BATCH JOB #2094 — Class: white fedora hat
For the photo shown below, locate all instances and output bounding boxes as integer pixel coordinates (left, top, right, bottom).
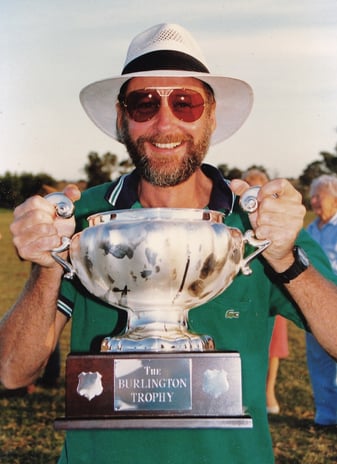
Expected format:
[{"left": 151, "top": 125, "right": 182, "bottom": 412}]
[{"left": 80, "top": 23, "right": 253, "bottom": 145}]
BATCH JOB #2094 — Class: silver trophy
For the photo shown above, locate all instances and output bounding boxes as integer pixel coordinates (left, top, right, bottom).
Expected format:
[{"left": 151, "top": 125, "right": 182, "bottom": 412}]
[
  {"left": 48, "top": 189, "right": 269, "bottom": 429},
  {"left": 48, "top": 193, "right": 268, "bottom": 353}
]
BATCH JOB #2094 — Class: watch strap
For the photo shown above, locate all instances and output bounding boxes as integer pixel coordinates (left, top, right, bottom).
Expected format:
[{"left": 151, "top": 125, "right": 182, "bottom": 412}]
[{"left": 268, "top": 246, "right": 309, "bottom": 284}]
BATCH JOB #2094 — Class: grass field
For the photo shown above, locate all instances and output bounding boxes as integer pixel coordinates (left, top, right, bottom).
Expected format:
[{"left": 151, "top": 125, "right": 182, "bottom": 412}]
[{"left": 0, "top": 208, "right": 336, "bottom": 463}]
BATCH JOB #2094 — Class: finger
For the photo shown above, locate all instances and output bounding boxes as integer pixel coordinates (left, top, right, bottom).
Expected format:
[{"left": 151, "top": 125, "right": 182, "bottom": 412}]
[
  {"left": 259, "top": 178, "right": 302, "bottom": 204},
  {"left": 11, "top": 208, "right": 56, "bottom": 238},
  {"left": 13, "top": 195, "right": 56, "bottom": 220},
  {"left": 14, "top": 226, "right": 61, "bottom": 255},
  {"left": 63, "top": 184, "right": 81, "bottom": 202},
  {"left": 12, "top": 220, "right": 63, "bottom": 265},
  {"left": 230, "top": 179, "right": 251, "bottom": 196}
]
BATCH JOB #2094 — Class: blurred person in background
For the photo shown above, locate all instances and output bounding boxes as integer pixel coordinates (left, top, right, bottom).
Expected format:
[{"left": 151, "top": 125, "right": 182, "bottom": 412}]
[
  {"left": 306, "top": 174, "right": 337, "bottom": 426},
  {"left": 242, "top": 169, "right": 289, "bottom": 414}
]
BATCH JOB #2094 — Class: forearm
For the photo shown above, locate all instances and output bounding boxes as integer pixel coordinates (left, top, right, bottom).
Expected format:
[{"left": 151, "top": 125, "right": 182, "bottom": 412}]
[
  {"left": 0, "top": 264, "right": 66, "bottom": 388},
  {"left": 285, "top": 266, "right": 337, "bottom": 358},
  {"left": 230, "top": 178, "right": 337, "bottom": 357}
]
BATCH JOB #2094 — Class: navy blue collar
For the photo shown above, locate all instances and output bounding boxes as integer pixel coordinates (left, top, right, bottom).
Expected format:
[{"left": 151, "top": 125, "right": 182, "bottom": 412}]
[{"left": 104, "top": 164, "right": 234, "bottom": 215}]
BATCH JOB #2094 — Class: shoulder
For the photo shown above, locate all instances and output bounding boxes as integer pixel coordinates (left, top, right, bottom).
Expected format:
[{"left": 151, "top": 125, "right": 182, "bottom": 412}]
[
  {"left": 74, "top": 181, "right": 117, "bottom": 228},
  {"left": 74, "top": 170, "right": 139, "bottom": 227}
]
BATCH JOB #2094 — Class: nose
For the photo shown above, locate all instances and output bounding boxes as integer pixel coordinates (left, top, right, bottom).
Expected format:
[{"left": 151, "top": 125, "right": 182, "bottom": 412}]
[{"left": 153, "top": 97, "right": 176, "bottom": 129}]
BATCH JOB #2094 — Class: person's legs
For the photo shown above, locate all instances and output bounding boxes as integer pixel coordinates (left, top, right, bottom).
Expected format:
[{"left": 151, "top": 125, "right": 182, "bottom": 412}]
[
  {"left": 266, "top": 356, "right": 280, "bottom": 413},
  {"left": 306, "top": 332, "right": 337, "bottom": 425}
]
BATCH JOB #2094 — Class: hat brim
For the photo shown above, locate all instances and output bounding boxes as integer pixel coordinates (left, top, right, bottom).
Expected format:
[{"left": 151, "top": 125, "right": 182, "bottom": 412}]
[{"left": 79, "top": 70, "right": 253, "bottom": 145}]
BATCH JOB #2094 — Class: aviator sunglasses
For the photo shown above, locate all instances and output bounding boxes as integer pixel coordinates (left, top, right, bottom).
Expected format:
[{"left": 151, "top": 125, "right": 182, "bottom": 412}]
[{"left": 120, "top": 87, "right": 207, "bottom": 123}]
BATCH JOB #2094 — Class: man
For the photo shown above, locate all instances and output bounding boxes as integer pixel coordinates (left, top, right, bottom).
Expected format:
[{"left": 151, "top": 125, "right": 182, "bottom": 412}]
[
  {"left": 1, "top": 23, "right": 337, "bottom": 463},
  {"left": 306, "top": 175, "right": 337, "bottom": 426}
]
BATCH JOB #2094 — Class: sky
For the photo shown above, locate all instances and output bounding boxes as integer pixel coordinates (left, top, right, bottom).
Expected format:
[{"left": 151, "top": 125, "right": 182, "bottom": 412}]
[{"left": 1, "top": 0, "right": 337, "bottom": 181}]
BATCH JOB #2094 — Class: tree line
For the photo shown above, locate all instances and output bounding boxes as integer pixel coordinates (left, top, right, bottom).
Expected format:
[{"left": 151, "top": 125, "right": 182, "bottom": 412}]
[{"left": 1, "top": 143, "right": 337, "bottom": 210}]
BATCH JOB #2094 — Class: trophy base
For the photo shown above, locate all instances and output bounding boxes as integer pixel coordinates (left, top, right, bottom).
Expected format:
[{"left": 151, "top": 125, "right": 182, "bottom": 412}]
[
  {"left": 55, "top": 416, "right": 252, "bottom": 429},
  {"left": 55, "top": 352, "right": 252, "bottom": 430}
]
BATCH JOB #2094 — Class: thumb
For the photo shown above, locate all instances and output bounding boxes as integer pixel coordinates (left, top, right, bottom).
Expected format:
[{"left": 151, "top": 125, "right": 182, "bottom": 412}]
[
  {"left": 63, "top": 184, "right": 81, "bottom": 202},
  {"left": 230, "top": 179, "right": 250, "bottom": 196}
]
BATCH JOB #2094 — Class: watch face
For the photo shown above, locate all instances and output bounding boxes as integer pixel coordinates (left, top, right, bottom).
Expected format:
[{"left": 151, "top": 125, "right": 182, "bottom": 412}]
[{"left": 296, "top": 246, "right": 310, "bottom": 267}]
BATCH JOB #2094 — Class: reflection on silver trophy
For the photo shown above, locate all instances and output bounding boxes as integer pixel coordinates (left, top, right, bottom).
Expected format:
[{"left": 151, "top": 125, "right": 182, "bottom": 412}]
[{"left": 47, "top": 189, "right": 269, "bottom": 353}]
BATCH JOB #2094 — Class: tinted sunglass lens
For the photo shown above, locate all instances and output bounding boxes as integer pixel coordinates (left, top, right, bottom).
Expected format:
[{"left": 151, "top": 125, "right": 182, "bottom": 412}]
[
  {"left": 169, "top": 90, "right": 205, "bottom": 122},
  {"left": 125, "top": 91, "right": 161, "bottom": 122},
  {"left": 124, "top": 89, "right": 205, "bottom": 123}
]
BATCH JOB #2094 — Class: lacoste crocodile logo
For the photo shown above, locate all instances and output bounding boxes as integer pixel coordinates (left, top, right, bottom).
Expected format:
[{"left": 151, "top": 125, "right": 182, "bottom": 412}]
[{"left": 225, "top": 309, "right": 240, "bottom": 319}]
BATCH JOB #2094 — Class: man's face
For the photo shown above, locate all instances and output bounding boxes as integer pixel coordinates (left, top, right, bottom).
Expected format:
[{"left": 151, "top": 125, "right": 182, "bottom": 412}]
[
  {"left": 311, "top": 186, "right": 337, "bottom": 223},
  {"left": 117, "top": 77, "right": 216, "bottom": 187}
]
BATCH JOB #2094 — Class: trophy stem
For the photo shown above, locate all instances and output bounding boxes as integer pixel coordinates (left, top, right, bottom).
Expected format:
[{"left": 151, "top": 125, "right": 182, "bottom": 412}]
[{"left": 101, "top": 308, "right": 215, "bottom": 352}]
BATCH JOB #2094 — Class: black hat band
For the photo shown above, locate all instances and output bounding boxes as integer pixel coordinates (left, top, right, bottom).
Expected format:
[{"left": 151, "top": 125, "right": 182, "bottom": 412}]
[{"left": 122, "top": 50, "right": 210, "bottom": 75}]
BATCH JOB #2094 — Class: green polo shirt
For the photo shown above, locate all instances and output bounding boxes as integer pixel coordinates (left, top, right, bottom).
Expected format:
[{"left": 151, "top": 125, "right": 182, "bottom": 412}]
[{"left": 57, "top": 166, "right": 335, "bottom": 464}]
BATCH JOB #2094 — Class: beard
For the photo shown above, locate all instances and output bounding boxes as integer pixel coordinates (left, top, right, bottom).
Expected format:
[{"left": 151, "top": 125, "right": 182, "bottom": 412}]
[{"left": 119, "top": 115, "right": 212, "bottom": 187}]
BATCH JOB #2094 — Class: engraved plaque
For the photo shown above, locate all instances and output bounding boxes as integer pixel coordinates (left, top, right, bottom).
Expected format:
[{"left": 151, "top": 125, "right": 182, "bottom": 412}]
[{"left": 114, "top": 358, "right": 192, "bottom": 411}]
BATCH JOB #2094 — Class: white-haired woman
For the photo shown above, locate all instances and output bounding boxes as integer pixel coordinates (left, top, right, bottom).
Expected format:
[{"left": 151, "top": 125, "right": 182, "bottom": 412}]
[{"left": 306, "top": 174, "right": 337, "bottom": 426}]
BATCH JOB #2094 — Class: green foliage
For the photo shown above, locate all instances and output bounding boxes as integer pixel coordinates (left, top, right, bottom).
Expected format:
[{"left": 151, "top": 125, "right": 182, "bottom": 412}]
[
  {"left": 84, "top": 151, "right": 134, "bottom": 187},
  {"left": 217, "top": 164, "right": 243, "bottom": 180},
  {"left": 295, "top": 144, "right": 337, "bottom": 208},
  {"left": 218, "top": 163, "right": 270, "bottom": 181},
  {"left": 0, "top": 172, "right": 57, "bottom": 209},
  {"left": 321, "top": 150, "right": 337, "bottom": 173},
  {"left": 218, "top": 143, "right": 337, "bottom": 208},
  {"left": 299, "top": 145, "right": 337, "bottom": 187},
  {"left": 84, "top": 151, "right": 118, "bottom": 187}
]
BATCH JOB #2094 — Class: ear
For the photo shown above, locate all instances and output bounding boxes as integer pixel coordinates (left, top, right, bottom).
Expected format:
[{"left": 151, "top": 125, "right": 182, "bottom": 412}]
[{"left": 209, "top": 101, "right": 217, "bottom": 134}]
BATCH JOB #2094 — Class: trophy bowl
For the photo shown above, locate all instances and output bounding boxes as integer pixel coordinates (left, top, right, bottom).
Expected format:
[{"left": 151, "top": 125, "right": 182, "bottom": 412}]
[{"left": 50, "top": 204, "right": 270, "bottom": 353}]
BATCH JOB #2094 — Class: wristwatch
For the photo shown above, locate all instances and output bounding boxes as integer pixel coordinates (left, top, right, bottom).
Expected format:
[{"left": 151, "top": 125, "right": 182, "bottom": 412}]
[{"left": 272, "top": 246, "right": 310, "bottom": 284}]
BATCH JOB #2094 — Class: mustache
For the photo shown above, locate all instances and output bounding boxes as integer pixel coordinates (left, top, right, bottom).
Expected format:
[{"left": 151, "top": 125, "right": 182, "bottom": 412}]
[{"left": 138, "top": 134, "right": 194, "bottom": 145}]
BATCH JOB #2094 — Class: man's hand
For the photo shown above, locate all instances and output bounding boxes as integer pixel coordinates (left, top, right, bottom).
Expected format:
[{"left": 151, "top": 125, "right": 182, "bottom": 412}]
[
  {"left": 231, "top": 178, "right": 306, "bottom": 271},
  {"left": 10, "top": 184, "right": 81, "bottom": 268}
]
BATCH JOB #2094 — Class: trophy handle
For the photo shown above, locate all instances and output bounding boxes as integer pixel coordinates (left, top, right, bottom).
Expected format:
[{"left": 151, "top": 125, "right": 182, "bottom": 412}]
[
  {"left": 238, "top": 185, "right": 271, "bottom": 274},
  {"left": 45, "top": 192, "right": 75, "bottom": 279},
  {"left": 239, "top": 185, "right": 260, "bottom": 213},
  {"left": 240, "top": 230, "right": 270, "bottom": 276}
]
